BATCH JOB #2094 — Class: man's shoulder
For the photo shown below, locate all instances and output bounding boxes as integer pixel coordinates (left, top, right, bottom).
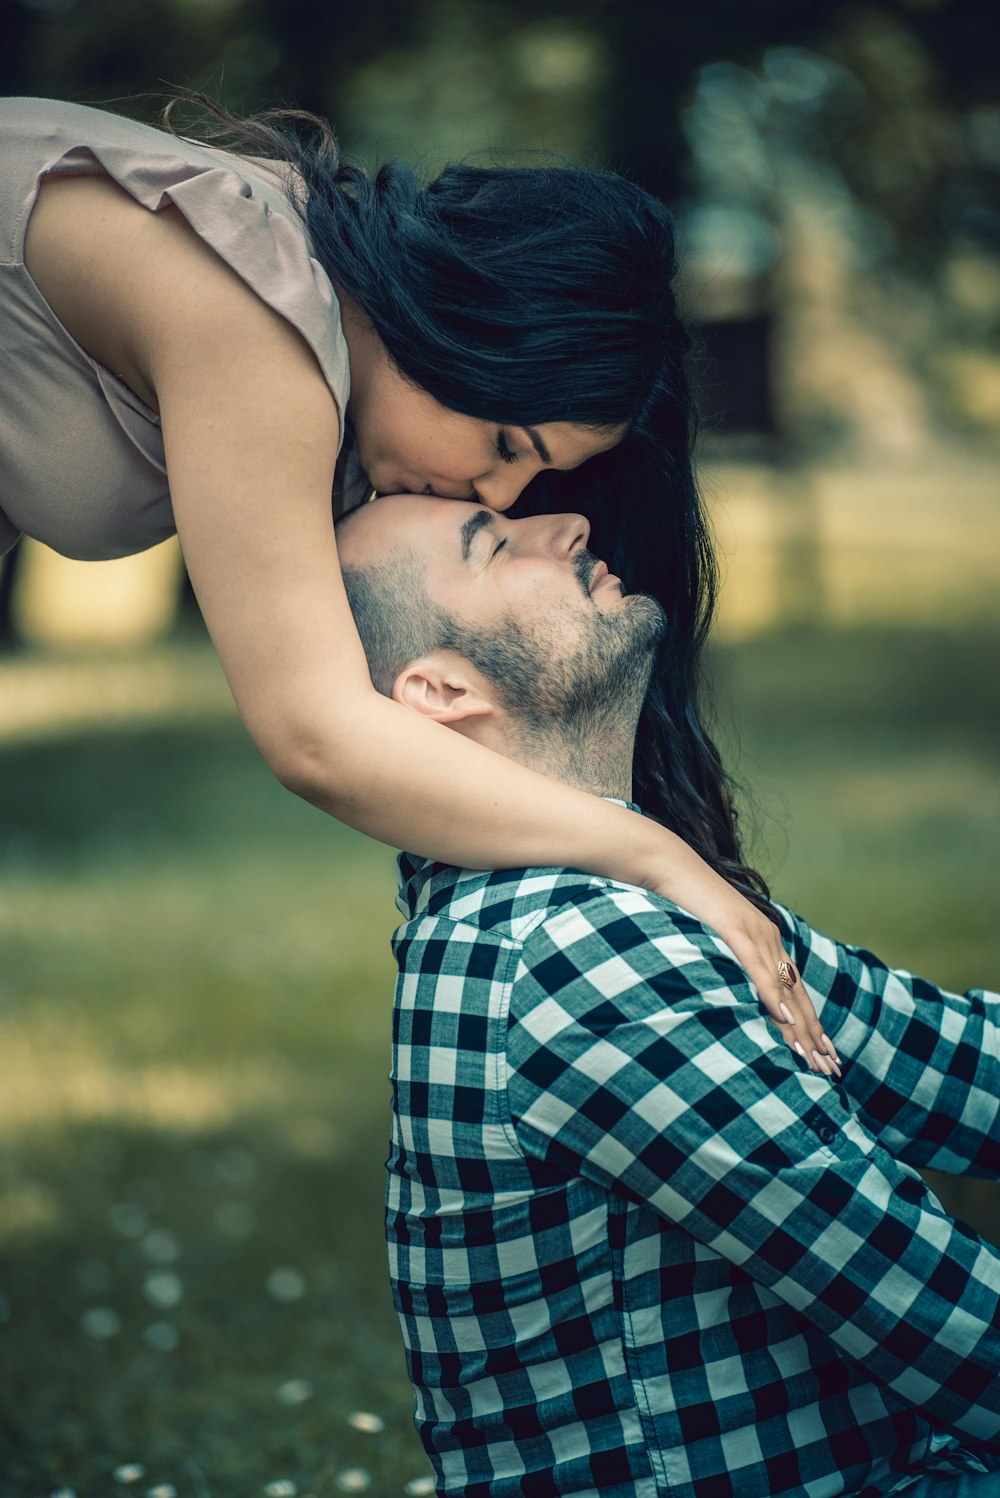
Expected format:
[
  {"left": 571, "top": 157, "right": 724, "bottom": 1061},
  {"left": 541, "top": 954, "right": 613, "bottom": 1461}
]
[
  {"left": 516, "top": 876, "right": 751, "bottom": 992},
  {"left": 397, "top": 856, "right": 730, "bottom": 956},
  {"left": 396, "top": 859, "right": 626, "bottom": 940}
]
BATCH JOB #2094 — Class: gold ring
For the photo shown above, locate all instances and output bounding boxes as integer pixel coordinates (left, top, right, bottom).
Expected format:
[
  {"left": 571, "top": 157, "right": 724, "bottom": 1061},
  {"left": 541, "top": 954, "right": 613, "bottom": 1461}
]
[
  {"left": 367, "top": 486, "right": 379, "bottom": 504},
  {"left": 777, "top": 960, "right": 798, "bottom": 989}
]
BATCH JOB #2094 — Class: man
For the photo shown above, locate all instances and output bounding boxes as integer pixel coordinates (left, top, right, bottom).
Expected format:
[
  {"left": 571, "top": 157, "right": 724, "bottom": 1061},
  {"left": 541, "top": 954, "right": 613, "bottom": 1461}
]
[{"left": 334, "top": 495, "right": 1000, "bottom": 1498}]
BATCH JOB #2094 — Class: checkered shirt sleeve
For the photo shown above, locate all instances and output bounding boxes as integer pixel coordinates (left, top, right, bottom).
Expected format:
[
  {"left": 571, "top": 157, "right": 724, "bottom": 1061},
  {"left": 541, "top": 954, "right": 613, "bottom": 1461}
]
[
  {"left": 777, "top": 903, "right": 1000, "bottom": 1178},
  {"left": 505, "top": 884, "right": 1000, "bottom": 1449}
]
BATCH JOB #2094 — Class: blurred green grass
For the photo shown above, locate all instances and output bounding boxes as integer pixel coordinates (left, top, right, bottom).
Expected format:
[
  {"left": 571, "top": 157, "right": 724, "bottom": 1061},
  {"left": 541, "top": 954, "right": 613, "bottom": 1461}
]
[{"left": 0, "top": 625, "right": 998, "bottom": 1497}]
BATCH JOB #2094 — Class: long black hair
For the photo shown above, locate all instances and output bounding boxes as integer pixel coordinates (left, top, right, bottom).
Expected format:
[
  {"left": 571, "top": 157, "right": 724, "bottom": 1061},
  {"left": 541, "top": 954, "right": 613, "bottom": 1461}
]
[{"left": 162, "top": 92, "right": 771, "bottom": 911}]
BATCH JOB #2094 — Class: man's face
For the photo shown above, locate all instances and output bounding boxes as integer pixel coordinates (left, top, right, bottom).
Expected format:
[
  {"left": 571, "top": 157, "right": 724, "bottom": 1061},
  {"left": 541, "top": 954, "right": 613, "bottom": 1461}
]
[{"left": 338, "top": 494, "right": 666, "bottom": 729}]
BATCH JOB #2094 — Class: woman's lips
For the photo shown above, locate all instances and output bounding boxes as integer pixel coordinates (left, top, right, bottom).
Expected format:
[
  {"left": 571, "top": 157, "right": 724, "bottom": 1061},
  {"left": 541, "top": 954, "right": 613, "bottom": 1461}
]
[{"left": 422, "top": 482, "right": 480, "bottom": 501}]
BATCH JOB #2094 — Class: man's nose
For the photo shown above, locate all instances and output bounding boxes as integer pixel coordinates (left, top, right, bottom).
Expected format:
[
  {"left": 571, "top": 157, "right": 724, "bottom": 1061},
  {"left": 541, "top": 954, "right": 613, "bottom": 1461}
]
[{"left": 523, "top": 511, "right": 590, "bottom": 556}]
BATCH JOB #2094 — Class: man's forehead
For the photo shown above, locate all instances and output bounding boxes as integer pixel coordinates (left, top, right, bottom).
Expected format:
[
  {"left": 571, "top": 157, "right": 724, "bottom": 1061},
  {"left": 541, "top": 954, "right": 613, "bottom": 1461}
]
[{"left": 338, "top": 494, "right": 479, "bottom": 564}]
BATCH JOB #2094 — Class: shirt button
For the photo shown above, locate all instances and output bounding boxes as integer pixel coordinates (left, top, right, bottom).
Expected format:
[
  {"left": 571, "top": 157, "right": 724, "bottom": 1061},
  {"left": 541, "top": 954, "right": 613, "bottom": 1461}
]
[{"left": 819, "top": 1126, "right": 837, "bottom": 1145}]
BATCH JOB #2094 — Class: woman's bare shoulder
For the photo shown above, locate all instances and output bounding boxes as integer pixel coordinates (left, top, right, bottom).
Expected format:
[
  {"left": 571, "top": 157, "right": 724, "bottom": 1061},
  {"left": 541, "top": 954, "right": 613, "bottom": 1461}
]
[{"left": 23, "top": 171, "right": 335, "bottom": 419}]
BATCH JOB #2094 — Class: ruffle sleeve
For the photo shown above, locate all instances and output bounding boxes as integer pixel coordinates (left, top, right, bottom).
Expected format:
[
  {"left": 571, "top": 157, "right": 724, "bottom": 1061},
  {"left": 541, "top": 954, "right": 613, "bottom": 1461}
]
[{"left": 16, "top": 100, "right": 351, "bottom": 439}]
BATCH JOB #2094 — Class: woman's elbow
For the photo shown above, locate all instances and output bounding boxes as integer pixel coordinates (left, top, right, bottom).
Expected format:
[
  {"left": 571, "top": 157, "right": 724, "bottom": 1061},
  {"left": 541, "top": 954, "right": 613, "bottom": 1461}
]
[
  {"left": 265, "top": 736, "right": 341, "bottom": 807},
  {"left": 271, "top": 749, "right": 327, "bottom": 805},
  {"left": 259, "top": 709, "right": 378, "bottom": 812}
]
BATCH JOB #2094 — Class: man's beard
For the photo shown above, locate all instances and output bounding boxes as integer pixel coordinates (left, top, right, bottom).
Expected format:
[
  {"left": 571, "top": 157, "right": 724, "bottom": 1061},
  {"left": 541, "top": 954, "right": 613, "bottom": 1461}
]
[{"left": 441, "top": 551, "right": 667, "bottom": 795}]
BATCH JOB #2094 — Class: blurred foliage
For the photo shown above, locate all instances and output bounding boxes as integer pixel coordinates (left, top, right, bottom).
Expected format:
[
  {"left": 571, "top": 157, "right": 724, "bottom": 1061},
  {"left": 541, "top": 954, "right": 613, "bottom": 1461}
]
[
  {"left": 3, "top": 0, "right": 996, "bottom": 267},
  {"left": 1, "top": 0, "right": 997, "bottom": 447}
]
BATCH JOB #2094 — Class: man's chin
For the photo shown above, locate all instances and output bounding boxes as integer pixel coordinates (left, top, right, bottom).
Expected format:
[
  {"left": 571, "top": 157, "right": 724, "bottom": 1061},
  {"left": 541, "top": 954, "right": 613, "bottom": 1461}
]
[{"left": 620, "top": 590, "right": 668, "bottom": 646}]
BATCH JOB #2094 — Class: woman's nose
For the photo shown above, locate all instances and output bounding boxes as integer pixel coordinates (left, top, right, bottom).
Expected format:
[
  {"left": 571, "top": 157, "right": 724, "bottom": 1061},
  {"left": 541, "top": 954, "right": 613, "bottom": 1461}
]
[{"left": 472, "top": 468, "right": 532, "bottom": 512}]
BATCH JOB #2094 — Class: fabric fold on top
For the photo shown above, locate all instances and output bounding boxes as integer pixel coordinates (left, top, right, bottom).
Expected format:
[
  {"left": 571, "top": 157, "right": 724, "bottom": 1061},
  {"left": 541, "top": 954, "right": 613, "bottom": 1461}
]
[{"left": 0, "top": 97, "right": 350, "bottom": 559}]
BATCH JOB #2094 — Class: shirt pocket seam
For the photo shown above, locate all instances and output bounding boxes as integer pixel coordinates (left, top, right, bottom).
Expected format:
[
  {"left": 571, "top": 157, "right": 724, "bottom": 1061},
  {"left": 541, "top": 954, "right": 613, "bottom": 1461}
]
[{"left": 490, "top": 920, "right": 547, "bottom": 1159}]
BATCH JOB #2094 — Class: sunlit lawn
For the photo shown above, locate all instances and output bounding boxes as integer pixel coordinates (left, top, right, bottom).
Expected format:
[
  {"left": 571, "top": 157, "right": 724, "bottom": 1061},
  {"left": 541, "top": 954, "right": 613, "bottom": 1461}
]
[{"left": 1, "top": 623, "right": 998, "bottom": 1497}]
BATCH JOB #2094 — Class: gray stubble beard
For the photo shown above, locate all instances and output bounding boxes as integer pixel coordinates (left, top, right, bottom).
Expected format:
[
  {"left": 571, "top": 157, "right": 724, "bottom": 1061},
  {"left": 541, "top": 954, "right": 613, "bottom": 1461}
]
[{"left": 448, "top": 576, "right": 667, "bottom": 800}]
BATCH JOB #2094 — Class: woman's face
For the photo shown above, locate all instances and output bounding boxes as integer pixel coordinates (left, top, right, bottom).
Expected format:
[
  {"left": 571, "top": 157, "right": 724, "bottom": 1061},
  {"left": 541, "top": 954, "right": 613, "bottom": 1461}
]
[{"left": 343, "top": 312, "right": 626, "bottom": 512}]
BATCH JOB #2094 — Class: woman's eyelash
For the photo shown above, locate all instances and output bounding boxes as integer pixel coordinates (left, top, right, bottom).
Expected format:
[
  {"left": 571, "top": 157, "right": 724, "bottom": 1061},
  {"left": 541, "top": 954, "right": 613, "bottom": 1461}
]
[
  {"left": 492, "top": 539, "right": 507, "bottom": 557},
  {"left": 496, "top": 430, "right": 518, "bottom": 464}
]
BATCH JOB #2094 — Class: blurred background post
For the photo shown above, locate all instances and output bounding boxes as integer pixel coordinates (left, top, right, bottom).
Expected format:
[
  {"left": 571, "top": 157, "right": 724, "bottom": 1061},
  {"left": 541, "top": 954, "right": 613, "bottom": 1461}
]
[{"left": 0, "top": 2, "right": 997, "bottom": 1492}]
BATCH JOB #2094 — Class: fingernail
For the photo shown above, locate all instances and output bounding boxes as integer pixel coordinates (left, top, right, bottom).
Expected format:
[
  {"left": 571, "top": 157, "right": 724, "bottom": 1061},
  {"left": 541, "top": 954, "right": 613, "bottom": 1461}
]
[
  {"left": 779, "top": 1002, "right": 795, "bottom": 1025},
  {"left": 822, "top": 1034, "right": 841, "bottom": 1064},
  {"left": 812, "top": 1049, "right": 832, "bottom": 1076},
  {"left": 794, "top": 1042, "right": 807, "bottom": 1059}
]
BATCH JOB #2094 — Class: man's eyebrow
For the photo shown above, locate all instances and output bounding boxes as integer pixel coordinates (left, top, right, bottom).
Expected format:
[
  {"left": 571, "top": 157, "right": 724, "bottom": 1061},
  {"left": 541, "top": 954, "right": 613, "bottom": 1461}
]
[
  {"left": 460, "top": 507, "right": 496, "bottom": 561},
  {"left": 521, "top": 426, "right": 553, "bottom": 465}
]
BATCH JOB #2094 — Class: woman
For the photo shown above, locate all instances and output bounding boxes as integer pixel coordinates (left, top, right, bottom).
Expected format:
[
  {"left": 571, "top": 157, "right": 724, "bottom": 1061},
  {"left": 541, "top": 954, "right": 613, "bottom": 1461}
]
[{"left": 0, "top": 92, "right": 837, "bottom": 1073}]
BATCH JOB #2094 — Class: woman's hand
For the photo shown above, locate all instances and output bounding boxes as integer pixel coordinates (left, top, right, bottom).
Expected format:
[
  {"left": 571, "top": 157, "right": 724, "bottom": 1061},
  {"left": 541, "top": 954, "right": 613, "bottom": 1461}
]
[{"left": 649, "top": 850, "right": 842, "bottom": 1077}]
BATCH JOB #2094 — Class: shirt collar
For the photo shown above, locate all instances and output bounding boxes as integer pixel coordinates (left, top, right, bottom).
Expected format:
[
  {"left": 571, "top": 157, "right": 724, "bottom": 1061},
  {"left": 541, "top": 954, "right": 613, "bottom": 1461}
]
[{"left": 395, "top": 796, "right": 644, "bottom": 920}]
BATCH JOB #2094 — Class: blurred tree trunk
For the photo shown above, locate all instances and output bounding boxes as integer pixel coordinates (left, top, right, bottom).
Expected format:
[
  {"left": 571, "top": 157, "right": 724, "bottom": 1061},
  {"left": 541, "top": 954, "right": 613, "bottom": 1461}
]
[
  {"left": 596, "top": 0, "right": 833, "bottom": 200},
  {"left": 0, "top": 0, "right": 34, "bottom": 94},
  {"left": 0, "top": 544, "right": 20, "bottom": 648},
  {"left": 258, "top": 0, "right": 423, "bottom": 121}
]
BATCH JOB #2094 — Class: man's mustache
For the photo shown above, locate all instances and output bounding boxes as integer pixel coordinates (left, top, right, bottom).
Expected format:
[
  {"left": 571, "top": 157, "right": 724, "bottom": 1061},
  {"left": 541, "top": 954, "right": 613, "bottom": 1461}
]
[{"left": 573, "top": 548, "right": 607, "bottom": 598}]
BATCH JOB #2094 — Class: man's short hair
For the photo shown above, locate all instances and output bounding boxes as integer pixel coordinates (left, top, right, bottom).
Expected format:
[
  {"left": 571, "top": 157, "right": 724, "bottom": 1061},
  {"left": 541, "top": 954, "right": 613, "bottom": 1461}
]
[{"left": 335, "top": 506, "right": 445, "bottom": 695}]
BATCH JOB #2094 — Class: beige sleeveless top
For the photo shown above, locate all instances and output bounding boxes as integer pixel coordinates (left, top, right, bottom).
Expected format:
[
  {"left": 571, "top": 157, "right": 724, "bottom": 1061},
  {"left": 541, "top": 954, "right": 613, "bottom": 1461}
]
[{"left": 0, "top": 96, "right": 354, "bottom": 560}]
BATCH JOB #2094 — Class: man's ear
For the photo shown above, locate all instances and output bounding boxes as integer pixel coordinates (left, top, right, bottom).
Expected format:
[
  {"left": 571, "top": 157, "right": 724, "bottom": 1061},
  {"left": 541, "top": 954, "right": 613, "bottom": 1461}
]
[{"left": 391, "top": 650, "right": 495, "bottom": 726}]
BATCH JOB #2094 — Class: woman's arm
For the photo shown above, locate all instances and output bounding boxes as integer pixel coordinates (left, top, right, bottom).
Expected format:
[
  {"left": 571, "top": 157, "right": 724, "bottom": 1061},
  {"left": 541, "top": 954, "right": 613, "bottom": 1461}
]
[{"left": 83, "top": 180, "right": 829, "bottom": 1070}]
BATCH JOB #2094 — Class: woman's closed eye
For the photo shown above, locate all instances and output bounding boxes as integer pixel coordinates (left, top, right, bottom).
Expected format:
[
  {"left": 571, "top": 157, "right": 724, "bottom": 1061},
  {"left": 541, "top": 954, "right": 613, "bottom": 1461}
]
[{"left": 495, "top": 430, "right": 518, "bottom": 464}]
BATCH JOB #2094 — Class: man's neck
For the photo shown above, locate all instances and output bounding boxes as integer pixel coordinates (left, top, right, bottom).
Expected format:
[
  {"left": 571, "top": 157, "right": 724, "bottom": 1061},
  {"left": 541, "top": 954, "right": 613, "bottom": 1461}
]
[{"left": 490, "top": 716, "right": 636, "bottom": 801}]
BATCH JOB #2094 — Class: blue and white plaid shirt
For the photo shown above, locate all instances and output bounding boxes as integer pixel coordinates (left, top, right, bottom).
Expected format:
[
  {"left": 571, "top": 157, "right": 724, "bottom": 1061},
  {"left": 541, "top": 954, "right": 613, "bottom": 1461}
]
[{"left": 386, "top": 808, "right": 1000, "bottom": 1498}]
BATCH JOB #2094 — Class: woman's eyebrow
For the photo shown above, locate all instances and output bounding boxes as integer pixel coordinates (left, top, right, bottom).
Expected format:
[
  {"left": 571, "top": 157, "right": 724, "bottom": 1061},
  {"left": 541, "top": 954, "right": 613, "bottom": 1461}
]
[
  {"left": 521, "top": 426, "right": 553, "bottom": 464},
  {"left": 460, "top": 508, "right": 496, "bottom": 561}
]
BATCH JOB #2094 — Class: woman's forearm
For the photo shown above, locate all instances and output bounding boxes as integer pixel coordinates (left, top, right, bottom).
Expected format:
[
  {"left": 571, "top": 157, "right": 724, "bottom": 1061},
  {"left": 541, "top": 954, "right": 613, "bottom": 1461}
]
[
  {"left": 280, "top": 690, "right": 835, "bottom": 1072},
  {"left": 285, "top": 687, "right": 668, "bottom": 883}
]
